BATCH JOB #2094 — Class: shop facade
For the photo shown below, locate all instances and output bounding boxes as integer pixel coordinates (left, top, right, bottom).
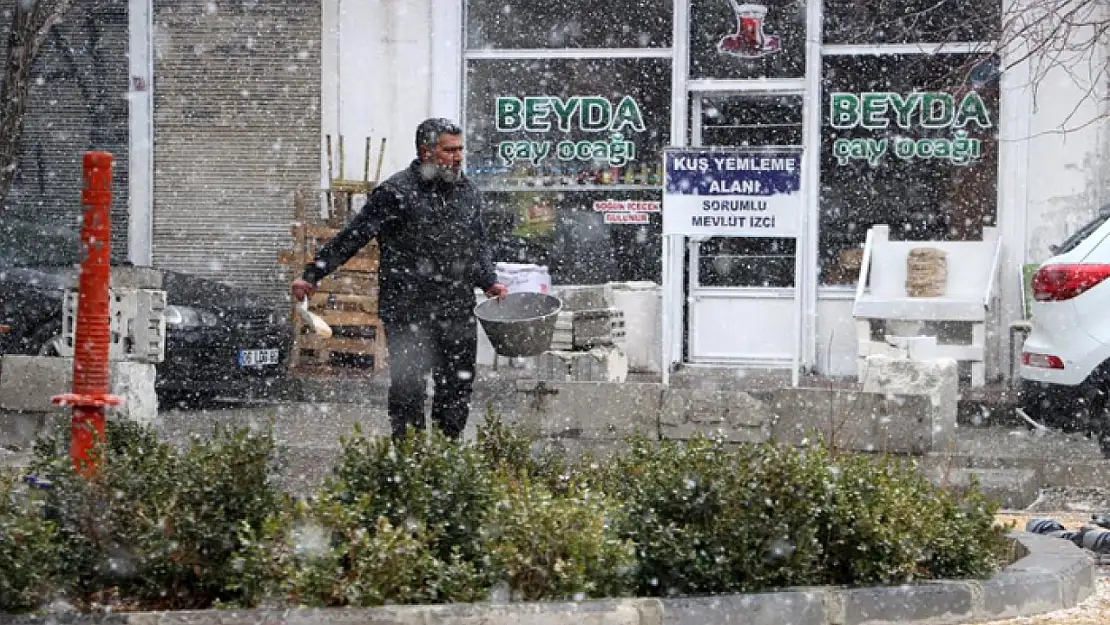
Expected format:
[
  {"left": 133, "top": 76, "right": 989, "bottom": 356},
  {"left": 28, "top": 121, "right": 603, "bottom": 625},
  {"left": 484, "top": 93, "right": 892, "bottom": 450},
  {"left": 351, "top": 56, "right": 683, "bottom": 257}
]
[{"left": 323, "top": 0, "right": 1109, "bottom": 380}]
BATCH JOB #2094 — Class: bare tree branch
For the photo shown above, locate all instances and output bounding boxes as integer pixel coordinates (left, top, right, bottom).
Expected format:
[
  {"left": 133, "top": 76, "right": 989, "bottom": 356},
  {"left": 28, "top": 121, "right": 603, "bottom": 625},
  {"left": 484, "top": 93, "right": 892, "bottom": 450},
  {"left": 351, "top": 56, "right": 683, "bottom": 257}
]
[{"left": 0, "top": 0, "right": 78, "bottom": 211}]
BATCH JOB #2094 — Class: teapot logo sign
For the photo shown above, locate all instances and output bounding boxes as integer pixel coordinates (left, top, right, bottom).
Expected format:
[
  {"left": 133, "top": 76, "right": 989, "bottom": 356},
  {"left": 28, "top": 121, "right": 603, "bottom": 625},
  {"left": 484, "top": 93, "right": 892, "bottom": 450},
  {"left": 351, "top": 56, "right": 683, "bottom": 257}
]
[{"left": 717, "top": 2, "right": 782, "bottom": 58}]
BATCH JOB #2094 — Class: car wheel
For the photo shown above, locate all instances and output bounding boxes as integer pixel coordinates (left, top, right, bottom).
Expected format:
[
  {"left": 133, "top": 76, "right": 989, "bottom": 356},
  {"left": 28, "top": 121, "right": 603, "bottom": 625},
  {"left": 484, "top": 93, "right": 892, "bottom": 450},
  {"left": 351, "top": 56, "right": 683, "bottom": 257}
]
[
  {"left": 1089, "top": 376, "right": 1110, "bottom": 457},
  {"left": 28, "top": 319, "right": 66, "bottom": 357},
  {"left": 1097, "top": 414, "right": 1110, "bottom": 459}
]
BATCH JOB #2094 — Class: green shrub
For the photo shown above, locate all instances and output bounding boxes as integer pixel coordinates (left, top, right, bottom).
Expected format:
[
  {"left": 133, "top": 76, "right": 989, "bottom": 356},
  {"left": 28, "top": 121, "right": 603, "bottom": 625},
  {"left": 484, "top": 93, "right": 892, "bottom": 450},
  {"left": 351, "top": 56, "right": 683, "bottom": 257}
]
[
  {"left": 916, "top": 478, "right": 1012, "bottom": 579},
  {"left": 819, "top": 454, "right": 943, "bottom": 585},
  {"left": 329, "top": 425, "right": 497, "bottom": 566},
  {"left": 818, "top": 454, "right": 1010, "bottom": 586},
  {"left": 476, "top": 408, "right": 535, "bottom": 475},
  {"left": 602, "top": 435, "right": 832, "bottom": 596},
  {"left": 475, "top": 410, "right": 587, "bottom": 495},
  {"left": 484, "top": 474, "right": 636, "bottom": 601},
  {"left": 28, "top": 419, "right": 282, "bottom": 609},
  {"left": 230, "top": 491, "right": 485, "bottom": 608},
  {"left": 234, "top": 422, "right": 636, "bottom": 606},
  {"left": 3, "top": 417, "right": 1010, "bottom": 613},
  {"left": 0, "top": 470, "right": 60, "bottom": 613}
]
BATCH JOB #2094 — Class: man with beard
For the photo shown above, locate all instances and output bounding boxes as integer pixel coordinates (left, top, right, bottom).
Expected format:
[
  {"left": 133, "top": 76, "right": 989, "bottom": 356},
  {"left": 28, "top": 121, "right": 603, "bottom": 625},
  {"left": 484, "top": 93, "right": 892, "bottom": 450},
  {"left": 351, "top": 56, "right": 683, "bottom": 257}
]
[{"left": 291, "top": 118, "right": 508, "bottom": 440}]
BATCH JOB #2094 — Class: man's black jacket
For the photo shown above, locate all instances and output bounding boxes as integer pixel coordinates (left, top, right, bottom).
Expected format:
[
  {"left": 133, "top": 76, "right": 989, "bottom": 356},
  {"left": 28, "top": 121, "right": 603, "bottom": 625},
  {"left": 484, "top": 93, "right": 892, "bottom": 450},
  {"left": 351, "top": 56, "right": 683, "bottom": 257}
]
[{"left": 302, "top": 160, "right": 498, "bottom": 323}]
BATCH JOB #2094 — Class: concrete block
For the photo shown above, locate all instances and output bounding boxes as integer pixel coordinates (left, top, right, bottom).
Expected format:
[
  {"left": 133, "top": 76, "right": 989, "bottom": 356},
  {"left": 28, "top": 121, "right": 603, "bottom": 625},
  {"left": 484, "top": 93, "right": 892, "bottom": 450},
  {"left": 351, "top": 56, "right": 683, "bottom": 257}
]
[
  {"left": 841, "top": 581, "right": 974, "bottom": 625},
  {"left": 1039, "top": 459, "right": 1110, "bottom": 489},
  {"left": 925, "top": 467, "right": 1039, "bottom": 509},
  {"left": 510, "top": 381, "right": 660, "bottom": 440},
  {"left": 573, "top": 346, "right": 628, "bottom": 382},
  {"left": 610, "top": 282, "right": 661, "bottom": 374},
  {"left": 62, "top": 288, "right": 168, "bottom": 363},
  {"left": 1004, "top": 552, "right": 1096, "bottom": 608},
  {"left": 537, "top": 347, "right": 629, "bottom": 383},
  {"left": 551, "top": 309, "right": 622, "bottom": 350},
  {"left": 768, "top": 388, "right": 932, "bottom": 454},
  {"left": 0, "top": 409, "right": 66, "bottom": 452},
  {"left": 659, "top": 388, "right": 774, "bottom": 444},
  {"left": 861, "top": 355, "right": 959, "bottom": 451},
  {"left": 979, "top": 571, "right": 1065, "bottom": 620},
  {"left": 0, "top": 355, "right": 71, "bottom": 412},
  {"left": 663, "top": 591, "right": 826, "bottom": 625},
  {"left": 0, "top": 356, "right": 158, "bottom": 425},
  {"left": 111, "top": 266, "right": 163, "bottom": 289},
  {"left": 552, "top": 284, "right": 612, "bottom": 311},
  {"left": 0, "top": 355, "right": 68, "bottom": 412},
  {"left": 532, "top": 437, "right": 629, "bottom": 462},
  {"left": 927, "top": 464, "right": 1038, "bottom": 508},
  {"left": 114, "top": 362, "right": 158, "bottom": 425},
  {"left": 1011, "top": 531, "right": 1091, "bottom": 557},
  {"left": 32, "top": 267, "right": 165, "bottom": 291}
]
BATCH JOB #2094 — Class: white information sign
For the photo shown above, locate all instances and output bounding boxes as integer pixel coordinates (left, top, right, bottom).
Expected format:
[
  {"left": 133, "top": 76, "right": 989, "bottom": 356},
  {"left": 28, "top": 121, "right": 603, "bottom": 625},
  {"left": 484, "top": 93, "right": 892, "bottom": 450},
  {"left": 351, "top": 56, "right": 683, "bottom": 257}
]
[{"left": 662, "top": 148, "right": 803, "bottom": 237}]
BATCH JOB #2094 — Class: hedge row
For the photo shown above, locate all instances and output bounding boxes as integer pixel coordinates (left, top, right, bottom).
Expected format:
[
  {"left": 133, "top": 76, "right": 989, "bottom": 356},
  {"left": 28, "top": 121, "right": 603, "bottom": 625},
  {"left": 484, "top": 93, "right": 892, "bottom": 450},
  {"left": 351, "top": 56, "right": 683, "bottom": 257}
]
[{"left": 0, "top": 414, "right": 1011, "bottom": 613}]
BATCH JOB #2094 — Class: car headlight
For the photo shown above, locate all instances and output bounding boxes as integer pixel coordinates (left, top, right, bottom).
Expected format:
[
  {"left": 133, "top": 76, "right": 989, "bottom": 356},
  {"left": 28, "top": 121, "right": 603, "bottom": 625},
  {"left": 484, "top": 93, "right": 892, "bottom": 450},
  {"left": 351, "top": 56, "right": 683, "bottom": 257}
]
[{"left": 165, "top": 305, "right": 219, "bottom": 328}]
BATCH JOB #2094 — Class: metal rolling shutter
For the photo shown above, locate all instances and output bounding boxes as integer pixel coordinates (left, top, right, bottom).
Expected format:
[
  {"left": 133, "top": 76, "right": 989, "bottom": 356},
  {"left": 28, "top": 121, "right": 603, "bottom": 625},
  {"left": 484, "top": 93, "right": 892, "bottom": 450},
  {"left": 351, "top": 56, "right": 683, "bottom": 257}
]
[
  {"left": 152, "top": 0, "right": 320, "bottom": 302},
  {"left": 1, "top": 0, "right": 130, "bottom": 260}
]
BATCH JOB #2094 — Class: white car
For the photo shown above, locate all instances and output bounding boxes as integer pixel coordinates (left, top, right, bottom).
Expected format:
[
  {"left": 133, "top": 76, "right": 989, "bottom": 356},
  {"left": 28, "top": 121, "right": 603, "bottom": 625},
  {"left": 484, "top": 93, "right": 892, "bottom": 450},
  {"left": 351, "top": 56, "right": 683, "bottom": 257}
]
[{"left": 1020, "top": 207, "right": 1110, "bottom": 453}]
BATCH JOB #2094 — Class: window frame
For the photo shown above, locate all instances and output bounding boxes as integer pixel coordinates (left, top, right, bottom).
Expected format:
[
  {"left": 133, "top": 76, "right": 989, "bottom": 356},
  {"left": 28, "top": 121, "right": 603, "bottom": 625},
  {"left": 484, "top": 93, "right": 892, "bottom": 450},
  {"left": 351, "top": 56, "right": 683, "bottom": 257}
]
[{"left": 463, "top": 0, "right": 674, "bottom": 51}]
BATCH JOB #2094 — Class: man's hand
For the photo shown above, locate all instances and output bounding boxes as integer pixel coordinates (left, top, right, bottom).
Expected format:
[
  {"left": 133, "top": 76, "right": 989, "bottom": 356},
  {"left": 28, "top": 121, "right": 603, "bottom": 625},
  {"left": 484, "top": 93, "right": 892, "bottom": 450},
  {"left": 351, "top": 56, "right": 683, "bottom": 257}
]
[
  {"left": 291, "top": 278, "right": 317, "bottom": 303},
  {"left": 485, "top": 283, "right": 509, "bottom": 300}
]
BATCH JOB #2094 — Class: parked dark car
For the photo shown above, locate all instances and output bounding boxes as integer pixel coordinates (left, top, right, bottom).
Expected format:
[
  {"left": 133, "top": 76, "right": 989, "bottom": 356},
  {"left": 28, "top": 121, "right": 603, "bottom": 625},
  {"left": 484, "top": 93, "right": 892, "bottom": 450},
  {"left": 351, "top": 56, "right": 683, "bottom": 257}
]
[{"left": 0, "top": 219, "right": 293, "bottom": 405}]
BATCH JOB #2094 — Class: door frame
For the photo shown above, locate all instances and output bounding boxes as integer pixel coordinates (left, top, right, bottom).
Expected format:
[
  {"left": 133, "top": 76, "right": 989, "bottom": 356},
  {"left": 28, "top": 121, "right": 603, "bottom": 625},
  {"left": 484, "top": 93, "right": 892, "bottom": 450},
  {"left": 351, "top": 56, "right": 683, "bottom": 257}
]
[{"left": 687, "top": 92, "right": 805, "bottom": 369}]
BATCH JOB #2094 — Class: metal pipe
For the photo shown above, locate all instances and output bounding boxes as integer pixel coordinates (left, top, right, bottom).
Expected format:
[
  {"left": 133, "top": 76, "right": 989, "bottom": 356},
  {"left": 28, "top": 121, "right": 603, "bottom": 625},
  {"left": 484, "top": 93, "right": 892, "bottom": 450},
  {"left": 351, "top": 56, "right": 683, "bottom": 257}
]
[{"left": 53, "top": 151, "right": 123, "bottom": 476}]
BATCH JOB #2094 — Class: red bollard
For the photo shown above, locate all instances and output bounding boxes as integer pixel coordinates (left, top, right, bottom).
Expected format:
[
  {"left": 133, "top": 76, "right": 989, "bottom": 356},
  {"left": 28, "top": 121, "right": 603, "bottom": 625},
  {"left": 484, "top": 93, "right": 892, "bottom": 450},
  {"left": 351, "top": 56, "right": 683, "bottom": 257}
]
[{"left": 52, "top": 151, "right": 123, "bottom": 476}]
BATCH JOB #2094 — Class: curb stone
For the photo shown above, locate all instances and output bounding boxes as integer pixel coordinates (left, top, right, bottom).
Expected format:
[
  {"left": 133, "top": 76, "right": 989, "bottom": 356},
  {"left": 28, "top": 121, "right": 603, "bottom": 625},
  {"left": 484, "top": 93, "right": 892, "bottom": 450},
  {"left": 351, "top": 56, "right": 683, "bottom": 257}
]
[
  {"left": 0, "top": 599, "right": 664, "bottom": 625},
  {"left": 0, "top": 533, "right": 1091, "bottom": 625},
  {"left": 659, "top": 531, "right": 1092, "bottom": 625}
]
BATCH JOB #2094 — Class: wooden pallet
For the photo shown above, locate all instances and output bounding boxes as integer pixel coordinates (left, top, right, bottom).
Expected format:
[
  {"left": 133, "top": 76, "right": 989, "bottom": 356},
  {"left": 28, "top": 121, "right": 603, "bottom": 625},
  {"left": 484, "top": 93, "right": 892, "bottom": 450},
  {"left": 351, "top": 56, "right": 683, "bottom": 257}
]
[
  {"left": 289, "top": 224, "right": 381, "bottom": 270},
  {"left": 281, "top": 183, "right": 388, "bottom": 374},
  {"left": 310, "top": 292, "right": 379, "bottom": 314},
  {"left": 290, "top": 310, "right": 388, "bottom": 373}
]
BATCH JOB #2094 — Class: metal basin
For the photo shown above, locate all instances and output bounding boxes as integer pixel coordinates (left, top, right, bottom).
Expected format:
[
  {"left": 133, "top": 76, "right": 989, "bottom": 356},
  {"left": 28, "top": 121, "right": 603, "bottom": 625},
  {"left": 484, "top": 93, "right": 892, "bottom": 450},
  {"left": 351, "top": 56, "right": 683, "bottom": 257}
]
[{"left": 474, "top": 292, "right": 562, "bottom": 358}]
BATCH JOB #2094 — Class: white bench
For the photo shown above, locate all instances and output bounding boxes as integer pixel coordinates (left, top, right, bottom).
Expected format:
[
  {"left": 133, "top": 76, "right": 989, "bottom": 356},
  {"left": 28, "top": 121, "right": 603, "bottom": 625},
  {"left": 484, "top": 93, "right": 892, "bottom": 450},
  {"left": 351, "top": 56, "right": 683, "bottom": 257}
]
[{"left": 853, "top": 225, "right": 1003, "bottom": 387}]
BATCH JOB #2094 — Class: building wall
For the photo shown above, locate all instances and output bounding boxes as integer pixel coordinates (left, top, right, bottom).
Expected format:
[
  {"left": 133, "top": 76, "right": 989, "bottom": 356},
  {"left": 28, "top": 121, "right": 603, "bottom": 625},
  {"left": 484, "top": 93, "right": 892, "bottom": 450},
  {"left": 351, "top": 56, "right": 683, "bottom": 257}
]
[
  {"left": 330, "top": 0, "right": 1110, "bottom": 376},
  {"left": 151, "top": 0, "right": 321, "bottom": 302},
  {"left": 324, "top": 0, "right": 459, "bottom": 182},
  {"left": 1020, "top": 2, "right": 1110, "bottom": 264},
  {"left": 0, "top": 0, "right": 130, "bottom": 260}
]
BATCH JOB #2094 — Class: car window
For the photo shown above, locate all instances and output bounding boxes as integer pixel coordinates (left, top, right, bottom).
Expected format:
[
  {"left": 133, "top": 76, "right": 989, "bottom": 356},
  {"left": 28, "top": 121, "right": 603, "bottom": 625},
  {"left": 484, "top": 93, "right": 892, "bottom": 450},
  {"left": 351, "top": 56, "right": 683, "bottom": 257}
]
[{"left": 1054, "top": 209, "right": 1110, "bottom": 256}]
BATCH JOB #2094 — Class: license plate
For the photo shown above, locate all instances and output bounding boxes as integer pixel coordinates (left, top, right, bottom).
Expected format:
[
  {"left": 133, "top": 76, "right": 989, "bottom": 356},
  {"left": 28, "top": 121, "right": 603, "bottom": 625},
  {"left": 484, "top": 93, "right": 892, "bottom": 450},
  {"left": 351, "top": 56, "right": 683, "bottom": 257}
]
[{"left": 239, "top": 348, "right": 280, "bottom": 367}]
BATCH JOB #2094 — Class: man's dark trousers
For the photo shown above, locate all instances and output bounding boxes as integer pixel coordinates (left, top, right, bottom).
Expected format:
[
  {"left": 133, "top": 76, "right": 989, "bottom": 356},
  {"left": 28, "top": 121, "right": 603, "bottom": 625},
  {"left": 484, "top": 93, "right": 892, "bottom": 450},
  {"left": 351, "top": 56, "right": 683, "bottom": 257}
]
[{"left": 383, "top": 313, "right": 478, "bottom": 439}]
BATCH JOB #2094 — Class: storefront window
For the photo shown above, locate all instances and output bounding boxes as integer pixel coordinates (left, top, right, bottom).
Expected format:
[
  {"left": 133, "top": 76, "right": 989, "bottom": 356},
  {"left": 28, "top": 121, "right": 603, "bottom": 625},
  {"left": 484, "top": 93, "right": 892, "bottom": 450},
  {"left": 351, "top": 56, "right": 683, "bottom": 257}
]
[
  {"left": 465, "top": 57, "right": 671, "bottom": 190},
  {"left": 688, "top": 0, "right": 806, "bottom": 80},
  {"left": 480, "top": 189, "right": 662, "bottom": 285},
  {"left": 463, "top": 56, "right": 671, "bottom": 284},
  {"left": 466, "top": 0, "right": 671, "bottom": 49},
  {"left": 823, "top": 0, "right": 1000, "bottom": 46},
  {"left": 818, "top": 53, "right": 1000, "bottom": 286}
]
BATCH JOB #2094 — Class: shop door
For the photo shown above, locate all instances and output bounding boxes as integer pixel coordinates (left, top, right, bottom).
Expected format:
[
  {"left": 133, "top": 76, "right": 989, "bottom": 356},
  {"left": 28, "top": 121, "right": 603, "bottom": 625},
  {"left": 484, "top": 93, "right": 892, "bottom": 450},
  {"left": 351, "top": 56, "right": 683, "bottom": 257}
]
[{"left": 686, "top": 92, "right": 804, "bottom": 366}]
